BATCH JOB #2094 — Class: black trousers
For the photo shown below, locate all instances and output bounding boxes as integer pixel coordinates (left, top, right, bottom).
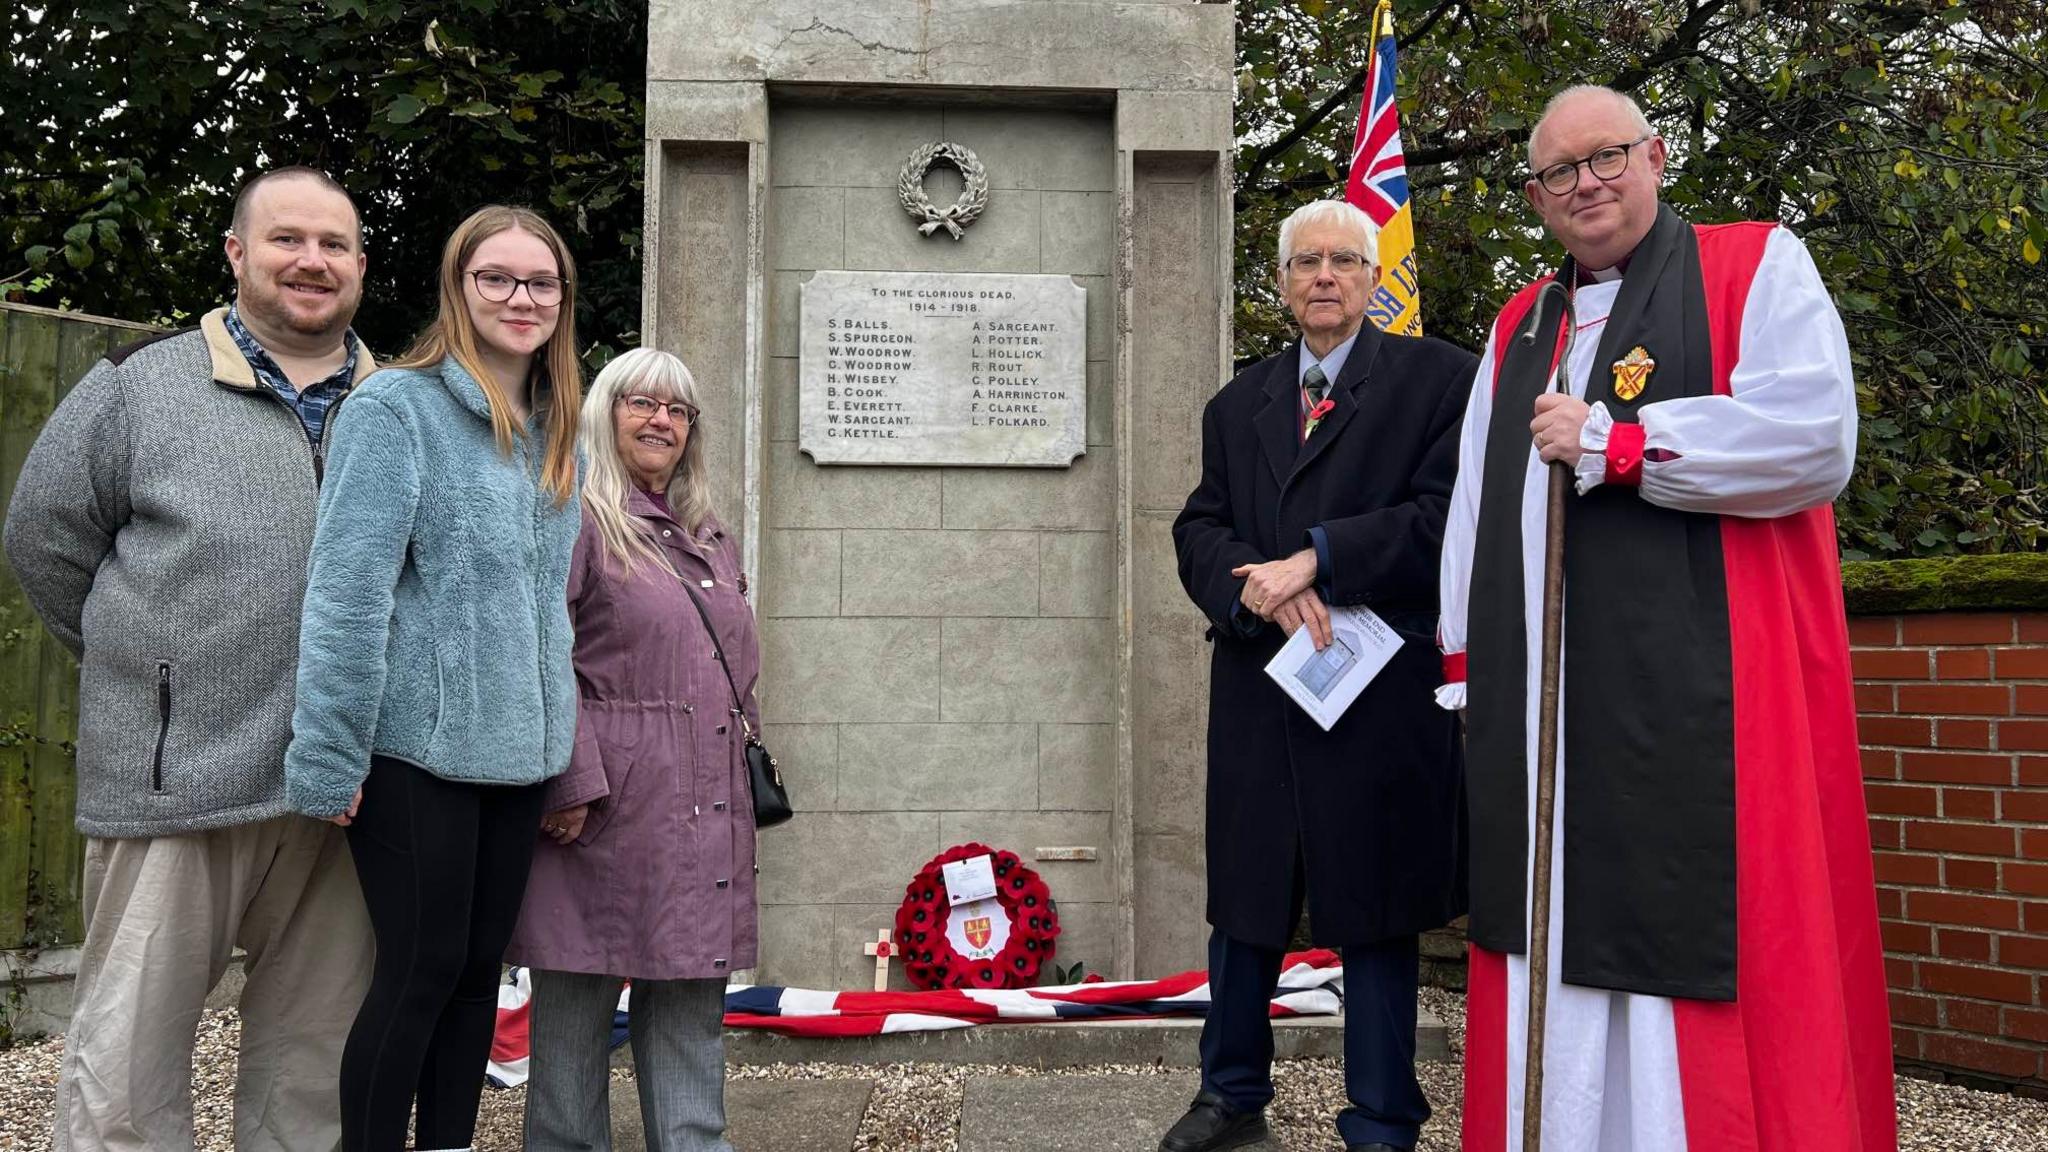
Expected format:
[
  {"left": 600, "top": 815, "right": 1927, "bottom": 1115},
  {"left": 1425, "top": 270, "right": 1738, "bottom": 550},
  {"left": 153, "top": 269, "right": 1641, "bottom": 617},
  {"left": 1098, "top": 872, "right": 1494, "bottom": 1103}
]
[
  {"left": 339, "top": 756, "right": 546, "bottom": 1151},
  {"left": 1198, "top": 926, "right": 1430, "bottom": 1148}
]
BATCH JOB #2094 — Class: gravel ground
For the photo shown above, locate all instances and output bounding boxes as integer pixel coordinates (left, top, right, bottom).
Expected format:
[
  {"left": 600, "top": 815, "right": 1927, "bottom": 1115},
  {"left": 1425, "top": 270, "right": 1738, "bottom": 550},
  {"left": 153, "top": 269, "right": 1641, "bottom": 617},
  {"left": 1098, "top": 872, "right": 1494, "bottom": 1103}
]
[{"left": 5, "top": 993, "right": 2046, "bottom": 1150}]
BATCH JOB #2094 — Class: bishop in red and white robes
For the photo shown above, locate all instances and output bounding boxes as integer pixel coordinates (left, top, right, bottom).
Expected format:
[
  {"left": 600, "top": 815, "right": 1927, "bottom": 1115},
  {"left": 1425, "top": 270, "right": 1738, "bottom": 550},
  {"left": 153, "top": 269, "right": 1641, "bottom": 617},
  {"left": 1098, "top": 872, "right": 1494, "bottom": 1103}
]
[{"left": 1438, "top": 192, "right": 1896, "bottom": 1150}]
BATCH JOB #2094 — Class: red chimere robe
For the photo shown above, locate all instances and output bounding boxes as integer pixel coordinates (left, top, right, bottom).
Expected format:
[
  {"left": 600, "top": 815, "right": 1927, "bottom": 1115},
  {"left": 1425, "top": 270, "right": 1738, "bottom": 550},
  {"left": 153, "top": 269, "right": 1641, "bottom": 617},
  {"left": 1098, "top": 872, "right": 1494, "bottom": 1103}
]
[{"left": 1439, "top": 213, "right": 1895, "bottom": 1151}]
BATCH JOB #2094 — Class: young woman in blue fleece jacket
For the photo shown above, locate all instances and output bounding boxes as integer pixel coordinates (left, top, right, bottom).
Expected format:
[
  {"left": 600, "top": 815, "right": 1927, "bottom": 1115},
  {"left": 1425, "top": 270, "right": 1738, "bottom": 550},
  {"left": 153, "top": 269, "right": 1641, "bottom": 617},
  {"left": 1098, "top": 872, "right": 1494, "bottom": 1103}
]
[{"left": 285, "top": 205, "right": 584, "bottom": 1152}]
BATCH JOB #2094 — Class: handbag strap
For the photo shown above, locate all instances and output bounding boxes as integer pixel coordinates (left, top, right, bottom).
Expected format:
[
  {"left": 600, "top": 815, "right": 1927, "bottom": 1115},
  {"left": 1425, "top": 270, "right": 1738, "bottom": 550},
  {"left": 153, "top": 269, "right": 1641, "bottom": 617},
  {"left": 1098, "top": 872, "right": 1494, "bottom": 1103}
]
[{"left": 679, "top": 579, "right": 756, "bottom": 740}]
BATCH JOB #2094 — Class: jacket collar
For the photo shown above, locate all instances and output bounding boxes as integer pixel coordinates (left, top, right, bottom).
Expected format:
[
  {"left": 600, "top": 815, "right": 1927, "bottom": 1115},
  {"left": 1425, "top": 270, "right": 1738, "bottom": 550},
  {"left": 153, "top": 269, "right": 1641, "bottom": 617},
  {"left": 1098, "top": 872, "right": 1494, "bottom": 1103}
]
[
  {"left": 628, "top": 486, "right": 727, "bottom": 561},
  {"left": 436, "top": 356, "right": 561, "bottom": 438},
  {"left": 201, "top": 305, "right": 378, "bottom": 392},
  {"left": 628, "top": 485, "right": 679, "bottom": 527},
  {"left": 436, "top": 356, "right": 501, "bottom": 423},
  {"left": 1253, "top": 321, "right": 1383, "bottom": 487}
]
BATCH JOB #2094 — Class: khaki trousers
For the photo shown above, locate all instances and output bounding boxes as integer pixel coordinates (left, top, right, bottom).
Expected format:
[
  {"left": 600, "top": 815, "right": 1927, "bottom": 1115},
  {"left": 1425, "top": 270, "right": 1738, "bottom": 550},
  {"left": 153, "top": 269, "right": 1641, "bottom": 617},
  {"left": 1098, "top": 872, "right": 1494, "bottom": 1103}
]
[{"left": 53, "top": 815, "right": 373, "bottom": 1152}]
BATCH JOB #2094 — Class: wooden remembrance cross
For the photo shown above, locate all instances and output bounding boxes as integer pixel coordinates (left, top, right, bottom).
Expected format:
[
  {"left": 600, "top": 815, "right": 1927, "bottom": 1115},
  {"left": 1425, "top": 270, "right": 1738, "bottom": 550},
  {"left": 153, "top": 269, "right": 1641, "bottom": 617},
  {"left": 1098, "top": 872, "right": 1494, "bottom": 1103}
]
[{"left": 862, "top": 929, "right": 901, "bottom": 991}]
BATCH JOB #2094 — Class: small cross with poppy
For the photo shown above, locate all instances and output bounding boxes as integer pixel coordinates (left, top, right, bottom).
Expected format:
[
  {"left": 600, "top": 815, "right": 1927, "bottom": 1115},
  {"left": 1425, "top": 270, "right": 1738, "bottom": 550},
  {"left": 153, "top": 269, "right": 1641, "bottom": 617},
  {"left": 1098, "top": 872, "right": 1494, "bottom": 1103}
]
[{"left": 862, "top": 929, "right": 901, "bottom": 991}]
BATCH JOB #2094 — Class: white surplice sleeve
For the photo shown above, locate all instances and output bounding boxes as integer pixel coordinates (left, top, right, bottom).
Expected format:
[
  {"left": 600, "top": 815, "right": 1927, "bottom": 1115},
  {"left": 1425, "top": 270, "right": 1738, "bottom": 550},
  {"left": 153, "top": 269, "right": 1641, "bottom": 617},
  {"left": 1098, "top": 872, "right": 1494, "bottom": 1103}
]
[
  {"left": 1436, "top": 332, "right": 1496, "bottom": 711},
  {"left": 1579, "top": 227, "right": 1856, "bottom": 517}
]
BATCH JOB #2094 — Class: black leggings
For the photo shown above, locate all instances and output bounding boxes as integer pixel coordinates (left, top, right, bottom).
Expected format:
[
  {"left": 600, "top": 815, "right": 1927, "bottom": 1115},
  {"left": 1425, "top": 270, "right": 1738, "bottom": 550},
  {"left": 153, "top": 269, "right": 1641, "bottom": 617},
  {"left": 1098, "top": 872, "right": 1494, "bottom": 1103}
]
[{"left": 340, "top": 756, "right": 546, "bottom": 1151}]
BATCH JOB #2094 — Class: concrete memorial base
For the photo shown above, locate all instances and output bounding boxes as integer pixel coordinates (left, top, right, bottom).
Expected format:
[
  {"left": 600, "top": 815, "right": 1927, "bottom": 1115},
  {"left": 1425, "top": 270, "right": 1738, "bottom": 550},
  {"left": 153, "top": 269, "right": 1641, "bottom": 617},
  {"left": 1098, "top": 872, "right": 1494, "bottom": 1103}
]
[{"left": 961, "top": 1073, "right": 1282, "bottom": 1152}]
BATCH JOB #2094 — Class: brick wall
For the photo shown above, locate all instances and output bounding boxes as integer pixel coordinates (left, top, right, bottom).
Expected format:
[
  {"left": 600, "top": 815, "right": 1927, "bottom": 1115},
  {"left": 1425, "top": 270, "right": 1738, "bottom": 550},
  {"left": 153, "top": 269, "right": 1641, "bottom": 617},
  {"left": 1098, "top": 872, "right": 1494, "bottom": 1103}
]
[{"left": 1855, "top": 610, "right": 2048, "bottom": 1089}]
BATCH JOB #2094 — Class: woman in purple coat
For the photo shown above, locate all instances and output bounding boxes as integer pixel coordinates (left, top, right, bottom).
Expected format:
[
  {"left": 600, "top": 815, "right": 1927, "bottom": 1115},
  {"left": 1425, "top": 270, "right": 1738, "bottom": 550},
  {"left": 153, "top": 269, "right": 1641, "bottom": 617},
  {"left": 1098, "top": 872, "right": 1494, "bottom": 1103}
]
[{"left": 507, "top": 347, "right": 759, "bottom": 1152}]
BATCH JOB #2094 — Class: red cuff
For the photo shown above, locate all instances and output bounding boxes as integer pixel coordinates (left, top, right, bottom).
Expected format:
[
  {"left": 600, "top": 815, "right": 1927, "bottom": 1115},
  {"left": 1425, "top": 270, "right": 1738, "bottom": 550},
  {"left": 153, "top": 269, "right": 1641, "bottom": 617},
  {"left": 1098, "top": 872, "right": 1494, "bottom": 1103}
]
[
  {"left": 1604, "top": 422, "right": 1646, "bottom": 487},
  {"left": 1442, "top": 651, "right": 1468, "bottom": 684}
]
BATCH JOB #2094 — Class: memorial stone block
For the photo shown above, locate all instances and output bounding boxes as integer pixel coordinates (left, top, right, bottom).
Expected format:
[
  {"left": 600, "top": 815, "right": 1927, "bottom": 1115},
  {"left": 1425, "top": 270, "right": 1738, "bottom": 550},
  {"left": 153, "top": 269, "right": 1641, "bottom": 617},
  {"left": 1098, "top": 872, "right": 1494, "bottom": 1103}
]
[{"left": 646, "top": 0, "right": 1232, "bottom": 986}]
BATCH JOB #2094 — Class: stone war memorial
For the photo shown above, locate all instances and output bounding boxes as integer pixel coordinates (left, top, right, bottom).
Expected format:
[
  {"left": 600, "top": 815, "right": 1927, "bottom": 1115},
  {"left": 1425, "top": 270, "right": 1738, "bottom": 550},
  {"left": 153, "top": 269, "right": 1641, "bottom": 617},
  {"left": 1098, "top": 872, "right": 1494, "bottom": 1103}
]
[{"left": 641, "top": 0, "right": 1234, "bottom": 990}]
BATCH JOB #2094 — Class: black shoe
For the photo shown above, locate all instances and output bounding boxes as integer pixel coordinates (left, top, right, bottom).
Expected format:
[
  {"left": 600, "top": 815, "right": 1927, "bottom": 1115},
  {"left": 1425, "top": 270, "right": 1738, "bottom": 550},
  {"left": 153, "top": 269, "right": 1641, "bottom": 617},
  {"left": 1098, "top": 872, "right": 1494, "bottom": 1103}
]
[{"left": 1159, "top": 1093, "right": 1270, "bottom": 1152}]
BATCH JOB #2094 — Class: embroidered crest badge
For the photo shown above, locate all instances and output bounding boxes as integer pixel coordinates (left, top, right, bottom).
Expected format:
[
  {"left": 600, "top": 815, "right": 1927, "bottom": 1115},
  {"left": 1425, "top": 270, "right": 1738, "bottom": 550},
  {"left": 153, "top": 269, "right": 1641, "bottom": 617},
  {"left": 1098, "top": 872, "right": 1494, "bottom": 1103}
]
[{"left": 1612, "top": 345, "right": 1656, "bottom": 402}]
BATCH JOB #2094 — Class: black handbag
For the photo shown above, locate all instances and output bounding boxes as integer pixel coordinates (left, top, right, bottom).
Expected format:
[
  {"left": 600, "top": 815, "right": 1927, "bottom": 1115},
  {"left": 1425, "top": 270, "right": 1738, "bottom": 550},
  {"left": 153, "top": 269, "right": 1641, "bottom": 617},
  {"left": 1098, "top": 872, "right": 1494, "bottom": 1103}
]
[{"left": 680, "top": 581, "right": 793, "bottom": 829}]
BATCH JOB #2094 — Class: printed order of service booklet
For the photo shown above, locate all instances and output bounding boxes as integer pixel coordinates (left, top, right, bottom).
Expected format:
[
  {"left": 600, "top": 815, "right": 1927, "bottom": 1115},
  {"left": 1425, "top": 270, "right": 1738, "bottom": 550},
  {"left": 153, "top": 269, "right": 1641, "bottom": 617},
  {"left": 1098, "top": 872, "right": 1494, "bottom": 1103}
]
[{"left": 1262, "top": 604, "right": 1404, "bottom": 731}]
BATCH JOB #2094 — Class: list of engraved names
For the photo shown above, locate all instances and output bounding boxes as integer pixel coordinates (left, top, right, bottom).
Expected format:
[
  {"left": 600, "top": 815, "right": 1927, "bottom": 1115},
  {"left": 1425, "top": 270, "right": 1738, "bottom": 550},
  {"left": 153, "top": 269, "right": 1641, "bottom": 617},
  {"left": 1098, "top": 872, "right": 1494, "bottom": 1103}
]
[{"left": 799, "top": 271, "right": 1086, "bottom": 467}]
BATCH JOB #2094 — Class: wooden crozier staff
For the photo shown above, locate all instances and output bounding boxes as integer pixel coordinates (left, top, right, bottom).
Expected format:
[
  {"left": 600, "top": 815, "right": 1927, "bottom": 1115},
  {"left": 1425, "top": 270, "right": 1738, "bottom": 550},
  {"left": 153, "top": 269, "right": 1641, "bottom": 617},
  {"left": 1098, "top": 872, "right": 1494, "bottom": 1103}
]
[{"left": 1516, "top": 278, "right": 1577, "bottom": 1152}]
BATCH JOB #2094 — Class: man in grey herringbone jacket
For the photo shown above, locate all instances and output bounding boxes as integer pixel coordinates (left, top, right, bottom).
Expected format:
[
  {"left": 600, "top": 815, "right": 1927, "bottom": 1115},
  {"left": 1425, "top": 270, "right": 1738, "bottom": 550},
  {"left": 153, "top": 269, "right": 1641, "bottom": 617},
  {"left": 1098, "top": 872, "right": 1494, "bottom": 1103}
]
[{"left": 3, "top": 167, "right": 378, "bottom": 1152}]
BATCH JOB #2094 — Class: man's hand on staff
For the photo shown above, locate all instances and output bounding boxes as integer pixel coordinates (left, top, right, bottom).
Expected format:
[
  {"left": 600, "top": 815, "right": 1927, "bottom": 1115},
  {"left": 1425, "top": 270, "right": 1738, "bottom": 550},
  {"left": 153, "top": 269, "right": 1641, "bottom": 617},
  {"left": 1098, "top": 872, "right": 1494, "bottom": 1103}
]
[
  {"left": 1530, "top": 393, "right": 1591, "bottom": 467},
  {"left": 1233, "top": 549, "right": 1319, "bottom": 620}
]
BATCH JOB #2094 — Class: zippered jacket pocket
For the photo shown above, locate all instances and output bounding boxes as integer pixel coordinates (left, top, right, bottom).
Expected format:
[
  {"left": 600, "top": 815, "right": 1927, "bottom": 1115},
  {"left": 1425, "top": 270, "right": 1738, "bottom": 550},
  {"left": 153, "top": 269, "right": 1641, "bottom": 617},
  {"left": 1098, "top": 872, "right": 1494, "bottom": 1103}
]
[{"left": 152, "top": 661, "right": 171, "bottom": 792}]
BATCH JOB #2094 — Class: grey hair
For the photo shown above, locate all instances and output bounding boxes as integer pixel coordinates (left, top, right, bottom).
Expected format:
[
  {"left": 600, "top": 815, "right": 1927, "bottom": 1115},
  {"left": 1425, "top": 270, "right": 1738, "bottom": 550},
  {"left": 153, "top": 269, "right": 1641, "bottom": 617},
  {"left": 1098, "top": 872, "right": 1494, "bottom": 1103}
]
[
  {"left": 578, "top": 347, "right": 716, "bottom": 579},
  {"left": 1275, "top": 200, "right": 1379, "bottom": 282},
  {"left": 1528, "top": 85, "right": 1655, "bottom": 168}
]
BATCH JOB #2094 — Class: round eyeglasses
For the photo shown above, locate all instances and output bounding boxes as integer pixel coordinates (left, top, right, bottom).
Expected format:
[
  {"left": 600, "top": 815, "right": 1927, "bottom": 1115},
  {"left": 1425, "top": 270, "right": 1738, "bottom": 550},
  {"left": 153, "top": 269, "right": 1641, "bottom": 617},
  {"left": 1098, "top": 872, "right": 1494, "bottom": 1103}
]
[
  {"left": 467, "top": 269, "right": 566, "bottom": 306},
  {"left": 1533, "top": 135, "right": 1652, "bottom": 196},
  {"left": 620, "top": 394, "right": 697, "bottom": 426}
]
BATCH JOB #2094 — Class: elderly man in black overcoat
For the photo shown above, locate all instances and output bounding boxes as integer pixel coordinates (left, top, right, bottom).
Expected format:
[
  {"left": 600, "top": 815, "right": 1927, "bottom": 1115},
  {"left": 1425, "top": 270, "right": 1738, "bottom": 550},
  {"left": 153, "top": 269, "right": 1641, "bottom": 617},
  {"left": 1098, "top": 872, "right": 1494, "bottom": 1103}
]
[{"left": 1166, "top": 199, "right": 1473, "bottom": 1152}]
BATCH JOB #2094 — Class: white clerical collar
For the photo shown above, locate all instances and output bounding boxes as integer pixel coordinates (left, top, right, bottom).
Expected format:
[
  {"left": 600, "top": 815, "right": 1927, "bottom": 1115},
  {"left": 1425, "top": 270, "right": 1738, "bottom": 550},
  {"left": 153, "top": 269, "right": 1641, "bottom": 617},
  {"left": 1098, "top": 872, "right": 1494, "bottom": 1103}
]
[{"left": 1583, "top": 264, "right": 1624, "bottom": 284}]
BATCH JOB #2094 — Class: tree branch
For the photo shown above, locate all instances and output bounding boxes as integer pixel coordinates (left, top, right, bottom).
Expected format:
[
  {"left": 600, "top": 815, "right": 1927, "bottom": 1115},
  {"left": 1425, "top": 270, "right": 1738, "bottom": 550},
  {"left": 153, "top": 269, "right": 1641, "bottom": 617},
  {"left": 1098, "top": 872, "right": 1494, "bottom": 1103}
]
[
  {"left": 1237, "top": 128, "right": 1522, "bottom": 210},
  {"left": 5, "top": 167, "right": 126, "bottom": 182},
  {"left": 1236, "top": 1, "right": 1730, "bottom": 210},
  {"left": 1608, "top": 0, "right": 1730, "bottom": 91},
  {"left": 1237, "top": 0, "right": 1462, "bottom": 193}
]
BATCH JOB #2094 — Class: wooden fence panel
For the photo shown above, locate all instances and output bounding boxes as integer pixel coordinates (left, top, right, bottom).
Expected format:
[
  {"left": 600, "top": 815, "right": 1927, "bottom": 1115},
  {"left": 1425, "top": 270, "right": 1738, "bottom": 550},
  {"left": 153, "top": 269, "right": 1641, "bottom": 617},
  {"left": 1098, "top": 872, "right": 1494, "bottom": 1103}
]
[{"left": 0, "top": 303, "right": 158, "bottom": 949}]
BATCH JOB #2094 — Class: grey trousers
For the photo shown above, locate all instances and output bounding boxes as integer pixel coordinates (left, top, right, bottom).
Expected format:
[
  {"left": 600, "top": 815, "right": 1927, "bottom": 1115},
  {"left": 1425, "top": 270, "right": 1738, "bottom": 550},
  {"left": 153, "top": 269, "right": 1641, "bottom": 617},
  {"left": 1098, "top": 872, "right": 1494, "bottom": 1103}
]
[
  {"left": 53, "top": 817, "right": 372, "bottom": 1152},
  {"left": 523, "top": 970, "right": 733, "bottom": 1152}
]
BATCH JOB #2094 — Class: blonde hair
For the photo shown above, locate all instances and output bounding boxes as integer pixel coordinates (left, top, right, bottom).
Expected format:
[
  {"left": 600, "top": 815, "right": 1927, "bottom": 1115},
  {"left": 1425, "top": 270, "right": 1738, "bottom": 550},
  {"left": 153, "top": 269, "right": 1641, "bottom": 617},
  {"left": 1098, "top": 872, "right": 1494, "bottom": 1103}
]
[
  {"left": 393, "top": 205, "right": 582, "bottom": 506},
  {"left": 579, "top": 348, "right": 716, "bottom": 578}
]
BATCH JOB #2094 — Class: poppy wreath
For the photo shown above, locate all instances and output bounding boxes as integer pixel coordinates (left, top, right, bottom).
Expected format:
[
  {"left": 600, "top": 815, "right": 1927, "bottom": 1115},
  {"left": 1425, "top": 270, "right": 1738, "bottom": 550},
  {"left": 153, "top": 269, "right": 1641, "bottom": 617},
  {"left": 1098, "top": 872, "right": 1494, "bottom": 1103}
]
[{"left": 893, "top": 842, "right": 1061, "bottom": 990}]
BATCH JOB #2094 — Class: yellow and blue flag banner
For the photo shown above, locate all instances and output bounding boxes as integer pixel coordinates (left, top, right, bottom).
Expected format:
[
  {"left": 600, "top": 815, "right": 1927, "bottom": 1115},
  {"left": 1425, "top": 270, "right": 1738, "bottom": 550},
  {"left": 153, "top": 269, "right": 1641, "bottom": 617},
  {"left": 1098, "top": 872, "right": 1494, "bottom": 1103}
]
[{"left": 1345, "top": 0, "right": 1423, "bottom": 336}]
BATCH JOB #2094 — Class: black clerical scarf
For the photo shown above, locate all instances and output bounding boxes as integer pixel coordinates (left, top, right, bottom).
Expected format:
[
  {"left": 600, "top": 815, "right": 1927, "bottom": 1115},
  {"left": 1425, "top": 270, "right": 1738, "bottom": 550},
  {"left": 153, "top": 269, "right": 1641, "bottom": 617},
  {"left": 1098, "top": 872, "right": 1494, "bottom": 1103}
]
[{"left": 1465, "top": 204, "right": 1739, "bottom": 1001}]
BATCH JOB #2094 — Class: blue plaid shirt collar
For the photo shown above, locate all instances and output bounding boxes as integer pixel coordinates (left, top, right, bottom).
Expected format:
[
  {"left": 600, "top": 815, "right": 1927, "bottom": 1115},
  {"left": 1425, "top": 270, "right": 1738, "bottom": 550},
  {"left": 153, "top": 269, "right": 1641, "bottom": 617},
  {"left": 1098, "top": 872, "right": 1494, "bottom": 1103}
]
[{"left": 224, "top": 303, "right": 360, "bottom": 444}]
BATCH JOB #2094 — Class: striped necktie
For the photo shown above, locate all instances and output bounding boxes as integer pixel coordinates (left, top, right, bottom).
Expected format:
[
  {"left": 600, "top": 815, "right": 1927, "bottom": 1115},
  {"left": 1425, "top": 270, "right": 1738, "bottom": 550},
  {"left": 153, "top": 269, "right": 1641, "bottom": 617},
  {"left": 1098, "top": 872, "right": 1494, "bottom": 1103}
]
[{"left": 1301, "top": 363, "right": 1329, "bottom": 441}]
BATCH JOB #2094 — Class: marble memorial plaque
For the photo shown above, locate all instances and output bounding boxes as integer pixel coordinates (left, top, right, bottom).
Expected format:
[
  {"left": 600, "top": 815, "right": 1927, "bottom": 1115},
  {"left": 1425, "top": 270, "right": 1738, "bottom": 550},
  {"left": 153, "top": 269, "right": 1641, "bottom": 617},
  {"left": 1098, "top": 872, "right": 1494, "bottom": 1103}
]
[{"left": 800, "top": 270, "right": 1087, "bottom": 467}]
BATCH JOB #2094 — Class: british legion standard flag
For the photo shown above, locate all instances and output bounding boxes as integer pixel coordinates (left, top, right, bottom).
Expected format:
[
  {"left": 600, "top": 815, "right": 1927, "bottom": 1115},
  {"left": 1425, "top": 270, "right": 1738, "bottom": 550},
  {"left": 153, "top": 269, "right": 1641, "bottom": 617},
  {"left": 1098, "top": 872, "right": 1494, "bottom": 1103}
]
[{"left": 1344, "top": 0, "right": 1423, "bottom": 336}]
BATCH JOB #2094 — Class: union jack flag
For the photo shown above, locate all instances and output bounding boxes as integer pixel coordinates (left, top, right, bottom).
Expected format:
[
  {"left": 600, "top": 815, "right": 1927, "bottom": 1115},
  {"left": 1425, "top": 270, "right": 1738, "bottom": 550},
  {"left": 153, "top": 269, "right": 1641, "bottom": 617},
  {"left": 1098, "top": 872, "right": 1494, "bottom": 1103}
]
[
  {"left": 485, "top": 952, "right": 1348, "bottom": 1086},
  {"left": 1345, "top": 0, "right": 1424, "bottom": 336}
]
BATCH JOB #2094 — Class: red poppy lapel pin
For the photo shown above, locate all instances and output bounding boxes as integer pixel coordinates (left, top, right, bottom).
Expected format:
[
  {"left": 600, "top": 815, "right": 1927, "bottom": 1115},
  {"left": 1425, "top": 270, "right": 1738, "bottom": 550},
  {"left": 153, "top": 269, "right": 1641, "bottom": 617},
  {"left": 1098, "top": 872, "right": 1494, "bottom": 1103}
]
[{"left": 1304, "top": 397, "right": 1337, "bottom": 438}]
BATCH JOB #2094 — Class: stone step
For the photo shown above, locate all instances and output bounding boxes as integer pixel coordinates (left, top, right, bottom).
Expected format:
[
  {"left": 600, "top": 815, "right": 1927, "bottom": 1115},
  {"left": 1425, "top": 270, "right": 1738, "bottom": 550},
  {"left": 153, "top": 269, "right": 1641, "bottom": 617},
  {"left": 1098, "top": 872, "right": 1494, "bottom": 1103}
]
[
  {"left": 694, "top": 1010, "right": 1449, "bottom": 1069},
  {"left": 960, "top": 1073, "right": 1280, "bottom": 1152}
]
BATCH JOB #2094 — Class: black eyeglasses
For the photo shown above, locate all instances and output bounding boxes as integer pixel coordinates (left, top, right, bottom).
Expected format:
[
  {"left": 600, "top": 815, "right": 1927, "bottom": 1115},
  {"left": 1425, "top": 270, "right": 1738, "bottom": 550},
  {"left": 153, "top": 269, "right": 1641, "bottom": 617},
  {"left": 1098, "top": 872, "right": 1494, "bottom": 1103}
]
[
  {"left": 467, "top": 269, "right": 566, "bottom": 306},
  {"left": 1533, "top": 135, "right": 1653, "bottom": 196},
  {"left": 620, "top": 394, "right": 697, "bottom": 425}
]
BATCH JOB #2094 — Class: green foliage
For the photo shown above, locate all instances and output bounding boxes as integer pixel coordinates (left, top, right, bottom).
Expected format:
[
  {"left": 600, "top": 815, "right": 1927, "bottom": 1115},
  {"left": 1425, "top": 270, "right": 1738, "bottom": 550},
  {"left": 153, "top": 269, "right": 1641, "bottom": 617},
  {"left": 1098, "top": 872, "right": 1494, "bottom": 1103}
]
[
  {"left": 1237, "top": 0, "right": 2046, "bottom": 557},
  {"left": 1841, "top": 551, "right": 2048, "bottom": 613},
  {"left": 8, "top": 1, "right": 2041, "bottom": 556},
  {"left": 3, "top": 0, "right": 647, "bottom": 361}
]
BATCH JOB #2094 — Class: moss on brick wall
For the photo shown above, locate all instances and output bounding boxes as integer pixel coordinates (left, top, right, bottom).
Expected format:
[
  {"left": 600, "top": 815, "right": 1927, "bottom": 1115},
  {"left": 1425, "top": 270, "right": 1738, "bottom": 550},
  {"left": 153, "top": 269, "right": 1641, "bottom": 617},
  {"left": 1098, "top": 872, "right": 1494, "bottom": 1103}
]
[{"left": 1842, "top": 554, "right": 2048, "bottom": 615}]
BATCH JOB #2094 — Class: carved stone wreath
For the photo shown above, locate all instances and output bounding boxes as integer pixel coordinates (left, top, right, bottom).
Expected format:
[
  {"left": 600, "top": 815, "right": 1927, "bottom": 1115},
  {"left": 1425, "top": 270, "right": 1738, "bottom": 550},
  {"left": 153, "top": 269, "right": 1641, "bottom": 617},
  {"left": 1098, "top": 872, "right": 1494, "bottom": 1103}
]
[{"left": 897, "top": 142, "right": 988, "bottom": 240}]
